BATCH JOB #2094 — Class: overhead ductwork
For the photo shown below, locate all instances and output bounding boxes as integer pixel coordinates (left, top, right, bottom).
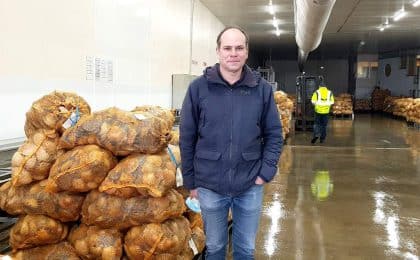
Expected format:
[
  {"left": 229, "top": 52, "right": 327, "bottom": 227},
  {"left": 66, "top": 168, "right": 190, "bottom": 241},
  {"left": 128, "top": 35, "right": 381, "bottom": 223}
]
[{"left": 295, "top": 0, "right": 336, "bottom": 71}]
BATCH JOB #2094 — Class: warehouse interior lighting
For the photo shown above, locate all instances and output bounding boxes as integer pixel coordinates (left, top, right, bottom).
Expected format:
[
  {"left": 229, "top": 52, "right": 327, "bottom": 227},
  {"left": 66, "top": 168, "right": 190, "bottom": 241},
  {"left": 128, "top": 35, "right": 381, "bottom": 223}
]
[
  {"left": 393, "top": 7, "right": 406, "bottom": 21},
  {"left": 275, "top": 28, "right": 281, "bottom": 37},
  {"left": 379, "top": 26, "right": 385, "bottom": 31},
  {"left": 268, "top": 0, "right": 275, "bottom": 15},
  {"left": 413, "top": 0, "right": 420, "bottom": 7}
]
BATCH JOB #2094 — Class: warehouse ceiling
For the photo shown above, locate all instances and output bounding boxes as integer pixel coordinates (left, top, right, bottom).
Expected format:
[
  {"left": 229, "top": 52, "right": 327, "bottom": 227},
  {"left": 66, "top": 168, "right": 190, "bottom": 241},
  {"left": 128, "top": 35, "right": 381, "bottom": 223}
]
[{"left": 200, "top": 0, "right": 420, "bottom": 60}]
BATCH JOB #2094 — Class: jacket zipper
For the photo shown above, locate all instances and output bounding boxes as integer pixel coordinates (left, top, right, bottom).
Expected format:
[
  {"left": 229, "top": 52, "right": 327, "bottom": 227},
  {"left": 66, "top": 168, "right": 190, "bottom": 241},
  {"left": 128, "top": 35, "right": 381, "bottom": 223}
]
[{"left": 229, "top": 87, "right": 233, "bottom": 195}]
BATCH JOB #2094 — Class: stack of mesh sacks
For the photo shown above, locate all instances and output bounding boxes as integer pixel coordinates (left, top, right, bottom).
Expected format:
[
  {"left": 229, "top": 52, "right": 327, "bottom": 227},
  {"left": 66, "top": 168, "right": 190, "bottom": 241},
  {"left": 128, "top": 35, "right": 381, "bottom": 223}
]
[
  {"left": 371, "top": 87, "right": 391, "bottom": 111},
  {"left": 354, "top": 100, "right": 371, "bottom": 111},
  {"left": 387, "top": 98, "right": 420, "bottom": 123},
  {"left": 332, "top": 94, "right": 353, "bottom": 115},
  {"left": 406, "top": 98, "right": 420, "bottom": 124},
  {"left": 274, "top": 91, "right": 294, "bottom": 139},
  {"left": 0, "top": 91, "right": 205, "bottom": 259}
]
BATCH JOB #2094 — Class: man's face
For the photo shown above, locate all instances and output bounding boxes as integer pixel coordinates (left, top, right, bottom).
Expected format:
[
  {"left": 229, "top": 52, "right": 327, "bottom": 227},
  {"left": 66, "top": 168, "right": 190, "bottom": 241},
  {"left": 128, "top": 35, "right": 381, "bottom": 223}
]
[{"left": 217, "top": 29, "right": 248, "bottom": 74}]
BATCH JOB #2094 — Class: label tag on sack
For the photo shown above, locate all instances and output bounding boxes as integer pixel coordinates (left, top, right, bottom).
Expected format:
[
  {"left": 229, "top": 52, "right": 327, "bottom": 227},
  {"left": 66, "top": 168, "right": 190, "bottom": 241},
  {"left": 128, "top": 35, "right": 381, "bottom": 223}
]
[
  {"left": 176, "top": 168, "right": 183, "bottom": 187},
  {"left": 167, "top": 146, "right": 183, "bottom": 187},
  {"left": 189, "top": 238, "right": 199, "bottom": 255},
  {"left": 63, "top": 107, "right": 80, "bottom": 129},
  {"left": 134, "top": 113, "right": 147, "bottom": 120}
]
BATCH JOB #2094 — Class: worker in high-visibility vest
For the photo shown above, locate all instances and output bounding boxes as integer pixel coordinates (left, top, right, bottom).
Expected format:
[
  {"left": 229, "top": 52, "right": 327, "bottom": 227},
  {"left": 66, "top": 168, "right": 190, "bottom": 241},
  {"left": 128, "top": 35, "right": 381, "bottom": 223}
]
[{"left": 311, "top": 85, "right": 334, "bottom": 144}]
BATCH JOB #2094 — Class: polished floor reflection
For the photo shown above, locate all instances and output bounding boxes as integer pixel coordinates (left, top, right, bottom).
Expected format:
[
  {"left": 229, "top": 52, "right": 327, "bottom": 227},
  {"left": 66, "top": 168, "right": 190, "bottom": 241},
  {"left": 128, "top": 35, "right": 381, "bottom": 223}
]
[{"left": 255, "top": 114, "right": 420, "bottom": 260}]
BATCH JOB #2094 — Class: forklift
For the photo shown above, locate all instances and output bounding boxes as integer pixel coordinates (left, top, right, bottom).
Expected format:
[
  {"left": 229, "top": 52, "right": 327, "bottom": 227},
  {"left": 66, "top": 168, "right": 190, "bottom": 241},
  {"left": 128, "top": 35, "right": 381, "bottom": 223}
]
[{"left": 295, "top": 75, "right": 324, "bottom": 131}]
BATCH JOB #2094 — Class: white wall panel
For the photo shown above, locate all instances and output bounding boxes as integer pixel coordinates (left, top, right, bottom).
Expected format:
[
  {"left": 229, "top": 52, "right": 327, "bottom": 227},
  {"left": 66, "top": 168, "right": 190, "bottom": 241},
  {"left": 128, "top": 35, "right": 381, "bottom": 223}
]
[
  {"left": 191, "top": 1, "right": 224, "bottom": 76},
  {"left": 0, "top": 0, "right": 223, "bottom": 141},
  {"left": 378, "top": 57, "right": 417, "bottom": 97}
]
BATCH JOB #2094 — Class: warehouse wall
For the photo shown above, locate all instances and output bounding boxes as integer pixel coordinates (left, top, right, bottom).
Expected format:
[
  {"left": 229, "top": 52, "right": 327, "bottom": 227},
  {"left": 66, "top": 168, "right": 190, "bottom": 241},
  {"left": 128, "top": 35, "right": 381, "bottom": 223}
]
[
  {"left": 378, "top": 57, "right": 417, "bottom": 96},
  {"left": 0, "top": 0, "right": 224, "bottom": 141},
  {"left": 355, "top": 54, "right": 378, "bottom": 99},
  {"left": 268, "top": 59, "right": 349, "bottom": 95}
]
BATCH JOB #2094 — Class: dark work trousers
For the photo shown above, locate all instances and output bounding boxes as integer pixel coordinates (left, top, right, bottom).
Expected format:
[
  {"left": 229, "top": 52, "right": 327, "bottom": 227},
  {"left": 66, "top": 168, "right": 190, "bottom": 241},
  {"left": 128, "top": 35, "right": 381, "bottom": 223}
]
[{"left": 313, "top": 113, "right": 329, "bottom": 141}]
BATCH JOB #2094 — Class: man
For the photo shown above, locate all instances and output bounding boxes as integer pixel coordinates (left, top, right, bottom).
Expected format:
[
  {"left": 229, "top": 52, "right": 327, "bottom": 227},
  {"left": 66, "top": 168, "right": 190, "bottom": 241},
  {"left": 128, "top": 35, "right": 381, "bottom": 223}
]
[
  {"left": 180, "top": 26, "right": 283, "bottom": 260},
  {"left": 311, "top": 85, "right": 334, "bottom": 144}
]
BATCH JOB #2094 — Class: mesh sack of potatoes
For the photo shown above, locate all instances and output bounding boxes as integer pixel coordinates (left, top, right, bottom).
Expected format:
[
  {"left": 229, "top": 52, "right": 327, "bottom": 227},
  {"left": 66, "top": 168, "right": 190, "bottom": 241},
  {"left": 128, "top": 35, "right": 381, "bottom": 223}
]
[
  {"left": 185, "top": 211, "right": 204, "bottom": 230},
  {"left": 131, "top": 105, "right": 175, "bottom": 131},
  {"left": 371, "top": 87, "right": 391, "bottom": 111},
  {"left": 273, "top": 91, "right": 288, "bottom": 104},
  {"left": 354, "top": 99, "right": 371, "bottom": 111},
  {"left": 11, "top": 130, "right": 63, "bottom": 187},
  {"left": 274, "top": 91, "right": 293, "bottom": 138},
  {"left": 383, "top": 96, "right": 399, "bottom": 113},
  {"left": 46, "top": 145, "right": 117, "bottom": 193},
  {"left": 332, "top": 97, "right": 353, "bottom": 115},
  {"left": 393, "top": 98, "right": 413, "bottom": 118},
  {"left": 124, "top": 217, "right": 191, "bottom": 259},
  {"left": 338, "top": 93, "right": 352, "bottom": 99},
  {"left": 11, "top": 241, "right": 80, "bottom": 260},
  {"left": 9, "top": 215, "right": 68, "bottom": 251},
  {"left": 99, "top": 151, "right": 175, "bottom": 198},
  {"left": 81, "top": 189, "right": 186, "bottom": 230},
  {"left": 168, "top": 144, "right": 180, "bottom": 164},
  {"left": 169, "top": 130, "right": 179, "bottom": 145},
  {"left": 407, "top": 98, "right": 420, "bottom": 123},
  {"left": 190, "top": 226, "right": 206, "bottom": 255},
  {"left": 175, "top": 186, "right": 190, "bottom": 200},
  {"left": 0, "top": 180, "right": 84, "bottom": 222},
  {"left": 24, "top": 91, "right": 91, "bottom": 137},
  {"left": 68, "top": 223, "right": 122, "bottom": 260},
  {"left": 60, "top": 107, "right": 172, "bottom": 156}
]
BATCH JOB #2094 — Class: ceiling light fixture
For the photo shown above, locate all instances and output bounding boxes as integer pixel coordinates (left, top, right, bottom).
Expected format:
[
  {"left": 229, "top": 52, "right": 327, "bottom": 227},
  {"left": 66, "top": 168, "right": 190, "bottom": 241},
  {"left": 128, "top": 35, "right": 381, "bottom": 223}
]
[
  {"left": 379, "top": 26, "right": 385, "bottom": 31},
  {"left": 393, "top": 7, "right": 406, "bottom": 21},
  {"left": 413, "top": 0, "right": 420, "bottom": 7},
  {"left": 275, "top": 28, "right": 281, "bottom": 37},
  {"left": 268, "top": 0, "right": 275, "bottom": 15}
]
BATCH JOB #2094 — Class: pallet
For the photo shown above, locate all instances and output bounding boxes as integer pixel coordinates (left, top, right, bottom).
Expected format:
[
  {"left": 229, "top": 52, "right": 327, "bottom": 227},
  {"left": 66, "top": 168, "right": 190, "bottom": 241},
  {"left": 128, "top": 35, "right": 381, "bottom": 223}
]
[{"left": 331, "top": 113, "right": 354, "bottom": 120}]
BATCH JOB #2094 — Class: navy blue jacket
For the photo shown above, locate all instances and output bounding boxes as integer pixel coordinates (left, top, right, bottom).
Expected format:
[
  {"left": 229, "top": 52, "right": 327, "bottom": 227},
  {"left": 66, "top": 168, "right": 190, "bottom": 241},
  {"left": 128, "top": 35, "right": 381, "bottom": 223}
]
[{"left": 180, "top": 64, "right": 283, "bottom": 196}]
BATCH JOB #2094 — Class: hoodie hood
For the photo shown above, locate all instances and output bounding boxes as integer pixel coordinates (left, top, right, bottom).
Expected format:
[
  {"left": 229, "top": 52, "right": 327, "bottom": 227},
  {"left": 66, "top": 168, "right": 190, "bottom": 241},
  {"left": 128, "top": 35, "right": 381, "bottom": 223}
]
[{"left": 203, "top": 63, "right": 260, "bottom": 88}]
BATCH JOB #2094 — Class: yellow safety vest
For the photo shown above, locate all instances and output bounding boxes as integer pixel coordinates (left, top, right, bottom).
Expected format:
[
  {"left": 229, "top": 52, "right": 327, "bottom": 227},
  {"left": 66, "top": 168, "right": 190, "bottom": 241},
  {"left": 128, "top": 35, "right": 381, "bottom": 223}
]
[{"left": 311, "top": 87, "right": 334, "bottom": 114}]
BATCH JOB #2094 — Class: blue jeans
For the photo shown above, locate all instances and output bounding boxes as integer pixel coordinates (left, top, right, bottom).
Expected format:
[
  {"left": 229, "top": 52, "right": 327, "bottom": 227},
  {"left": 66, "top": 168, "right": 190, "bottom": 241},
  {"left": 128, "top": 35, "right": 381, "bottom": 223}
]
[
  {"left": 197, "top": 184, "right": 264, "bottom": 260},
  {"left": 314, "top": 113, "right": 329, "bottom": 140}
]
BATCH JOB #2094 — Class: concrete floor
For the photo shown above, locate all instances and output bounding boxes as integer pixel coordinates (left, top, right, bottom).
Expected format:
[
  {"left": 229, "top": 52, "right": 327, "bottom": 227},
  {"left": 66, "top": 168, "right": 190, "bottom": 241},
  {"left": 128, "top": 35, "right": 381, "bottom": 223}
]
[{"left": 254, "top": 114, "right": 420, "bottom": 259}]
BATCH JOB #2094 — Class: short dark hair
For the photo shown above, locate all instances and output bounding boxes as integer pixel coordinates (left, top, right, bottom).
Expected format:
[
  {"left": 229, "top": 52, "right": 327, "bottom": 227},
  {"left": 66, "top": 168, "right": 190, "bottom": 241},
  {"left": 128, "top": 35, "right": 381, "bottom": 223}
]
[{"left": 216, "top": 26, "right": 249, "bottom": 49}]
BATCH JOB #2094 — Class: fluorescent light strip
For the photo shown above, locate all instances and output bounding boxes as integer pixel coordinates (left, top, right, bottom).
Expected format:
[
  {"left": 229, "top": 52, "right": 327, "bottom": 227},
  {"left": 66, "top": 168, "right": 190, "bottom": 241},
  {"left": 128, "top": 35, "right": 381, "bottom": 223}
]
[
  {"left": 393, "top": 8, "right": 406, "bottom": 21},
  {"left": 413, "top": 0, "right": 420, "bottom": 7},
  {"left": 268, "top": 0, "right": 275, "bottom": 15}
]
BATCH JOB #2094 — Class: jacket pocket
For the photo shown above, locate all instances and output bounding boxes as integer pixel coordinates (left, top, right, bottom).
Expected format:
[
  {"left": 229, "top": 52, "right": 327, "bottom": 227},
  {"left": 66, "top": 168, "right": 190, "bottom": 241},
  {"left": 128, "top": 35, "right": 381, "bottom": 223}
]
[
  {"left": 196, "top": 150, "right": 221, "bottom": 160},
  {"left": 242, "top": 151, "right": 261, "bottom": 161},
  {"left": 194, "top": 150, "right": 222, "bottom": 185}
]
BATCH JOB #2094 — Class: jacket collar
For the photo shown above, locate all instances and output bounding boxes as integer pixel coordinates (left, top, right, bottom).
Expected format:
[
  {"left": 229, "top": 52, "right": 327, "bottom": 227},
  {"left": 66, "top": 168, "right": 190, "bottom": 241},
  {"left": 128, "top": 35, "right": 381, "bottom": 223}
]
[{"left": 204, "top": 63, "right": 259, "bottom": 88}]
